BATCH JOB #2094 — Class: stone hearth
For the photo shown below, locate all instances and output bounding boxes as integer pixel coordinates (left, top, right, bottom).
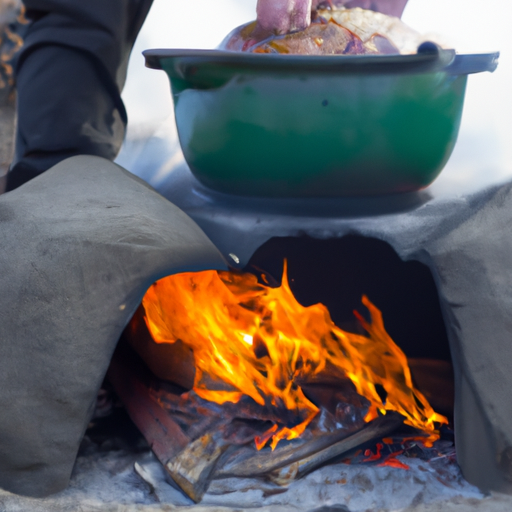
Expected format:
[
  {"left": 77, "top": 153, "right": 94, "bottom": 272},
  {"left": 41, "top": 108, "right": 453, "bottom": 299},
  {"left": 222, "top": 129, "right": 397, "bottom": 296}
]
[{"left": 2, "top": 153, "right": 512, "bottom": 509}]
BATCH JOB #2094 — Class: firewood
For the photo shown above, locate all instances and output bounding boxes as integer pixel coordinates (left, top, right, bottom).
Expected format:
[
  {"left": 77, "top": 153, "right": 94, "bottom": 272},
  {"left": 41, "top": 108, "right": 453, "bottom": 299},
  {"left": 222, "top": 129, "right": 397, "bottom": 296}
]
[
  {"left": 155, "top": 387, "right": 306, "bottom": 435},
  {"left": 274, "top": 412, "right": 404, "bottom": 485},
  {"left": 267, "top": 462, "right": 300, "bottom": 486},
  {"left": 165, "top": 431, "right": 233, "bottom": 503},
  {"left": 114, "top": 328, "right": 405, "bottom": 498},
  {"left": 215, "top": 413, "right": 403, "bottom": 480},
  {"left": 107, "top": 344, "right": 190, "bottom": 467},
  {"left": 124, "top": 305, "right": 196, "bottom": 390}
]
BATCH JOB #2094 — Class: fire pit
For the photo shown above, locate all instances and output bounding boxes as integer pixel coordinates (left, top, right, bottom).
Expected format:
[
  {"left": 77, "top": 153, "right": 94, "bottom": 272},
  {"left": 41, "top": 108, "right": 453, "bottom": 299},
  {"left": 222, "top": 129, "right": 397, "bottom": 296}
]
[
  {"left": 109, "top": 260, "right": 450, "bottom": 502},
  {"left": 130, "top": 145, "right": 512, "bottom": 502},
  {"left": 103, "top": 35, "right": 507, "bottom": 507}
]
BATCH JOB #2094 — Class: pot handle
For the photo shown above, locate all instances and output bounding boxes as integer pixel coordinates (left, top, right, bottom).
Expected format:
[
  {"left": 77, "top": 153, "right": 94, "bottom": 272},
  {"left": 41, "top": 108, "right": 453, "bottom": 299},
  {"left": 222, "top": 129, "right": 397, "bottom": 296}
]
[{"left": 417, "top": 42, "right": 499, "bottom": 75}]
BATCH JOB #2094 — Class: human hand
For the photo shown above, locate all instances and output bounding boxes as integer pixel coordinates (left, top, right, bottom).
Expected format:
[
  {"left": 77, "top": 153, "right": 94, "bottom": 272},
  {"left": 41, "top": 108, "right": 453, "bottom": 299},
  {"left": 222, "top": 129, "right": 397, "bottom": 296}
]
[{"left": 256, "top": 0, "right": 409, "bottom": 34}]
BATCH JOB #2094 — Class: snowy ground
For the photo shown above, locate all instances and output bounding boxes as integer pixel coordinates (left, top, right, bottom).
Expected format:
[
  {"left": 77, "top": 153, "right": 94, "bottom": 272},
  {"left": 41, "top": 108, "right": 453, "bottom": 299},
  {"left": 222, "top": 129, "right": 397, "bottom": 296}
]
[
  {"left": 1, "top": 433, "right": 512, "bottom": 512},
  {"left": 0, "top": 432, "right": 494, "bottom": 512},
  {"left": 0, "top": 412, "right": 510, "bottom": 512}
]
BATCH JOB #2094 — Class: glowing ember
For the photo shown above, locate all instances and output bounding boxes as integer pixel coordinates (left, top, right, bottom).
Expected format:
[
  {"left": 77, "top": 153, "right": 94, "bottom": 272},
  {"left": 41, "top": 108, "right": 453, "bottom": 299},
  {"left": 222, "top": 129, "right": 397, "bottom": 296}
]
[
  {"left": 142, "top": 264, "right": 447, "bottom": 450},
  {"left": 378, "top": 451, "right": 410, "bottom": 470}
]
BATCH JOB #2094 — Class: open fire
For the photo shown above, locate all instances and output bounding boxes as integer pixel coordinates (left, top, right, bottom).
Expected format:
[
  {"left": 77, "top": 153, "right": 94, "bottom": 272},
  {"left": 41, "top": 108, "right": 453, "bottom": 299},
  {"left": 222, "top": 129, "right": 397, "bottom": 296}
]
[{"left": 141, "top": 263, "right": 447, "bottom": 453}]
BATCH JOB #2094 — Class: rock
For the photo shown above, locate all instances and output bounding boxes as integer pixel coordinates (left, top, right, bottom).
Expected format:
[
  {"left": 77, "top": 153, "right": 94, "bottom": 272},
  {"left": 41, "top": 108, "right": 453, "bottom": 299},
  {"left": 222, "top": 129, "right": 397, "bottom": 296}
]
[
  {"left": 426, "top": 184, "right": 512, "bottom": 493},
  {"left": 0, "top": 155, "right": 226, "bottom": 497}
]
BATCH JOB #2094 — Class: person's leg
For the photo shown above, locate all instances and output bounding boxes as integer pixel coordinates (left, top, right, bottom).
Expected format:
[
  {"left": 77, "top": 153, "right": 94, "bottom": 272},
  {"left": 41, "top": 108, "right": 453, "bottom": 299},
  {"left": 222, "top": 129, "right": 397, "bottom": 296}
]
[
  {"left": 5, "top": 0, "right": 154, "bottom": 191},
  {"left": 7, "top": 45, "right": 126, "bottom": 190}
]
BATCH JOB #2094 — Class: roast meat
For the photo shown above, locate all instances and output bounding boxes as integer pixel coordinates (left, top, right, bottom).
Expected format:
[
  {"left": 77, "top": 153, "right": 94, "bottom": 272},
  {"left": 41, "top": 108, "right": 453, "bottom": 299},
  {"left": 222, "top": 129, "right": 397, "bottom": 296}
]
[{"left": 221, "top": 2, "right": 426, "bottom": 56}]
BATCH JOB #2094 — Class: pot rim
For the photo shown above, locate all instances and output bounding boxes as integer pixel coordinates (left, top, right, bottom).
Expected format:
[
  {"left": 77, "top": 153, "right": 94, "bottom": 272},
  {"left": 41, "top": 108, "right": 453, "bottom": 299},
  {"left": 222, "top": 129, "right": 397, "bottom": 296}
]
[{"left": 143, "top": 45, "right": 499, "bottom": 77}]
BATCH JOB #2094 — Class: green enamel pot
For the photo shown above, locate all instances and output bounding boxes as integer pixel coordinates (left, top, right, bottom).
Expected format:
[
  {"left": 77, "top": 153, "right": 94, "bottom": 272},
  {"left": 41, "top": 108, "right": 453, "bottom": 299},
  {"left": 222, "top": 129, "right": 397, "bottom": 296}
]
[{"left": 144, "top": 45, "right": 498, "bottom": 197}]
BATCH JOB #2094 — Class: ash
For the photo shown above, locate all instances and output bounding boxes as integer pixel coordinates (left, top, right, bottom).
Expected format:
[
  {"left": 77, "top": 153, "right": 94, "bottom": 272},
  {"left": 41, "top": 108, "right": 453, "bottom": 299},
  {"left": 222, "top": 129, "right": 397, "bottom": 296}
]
[{"left": 1, "top": 410, "right": 511, "bottom": 512}]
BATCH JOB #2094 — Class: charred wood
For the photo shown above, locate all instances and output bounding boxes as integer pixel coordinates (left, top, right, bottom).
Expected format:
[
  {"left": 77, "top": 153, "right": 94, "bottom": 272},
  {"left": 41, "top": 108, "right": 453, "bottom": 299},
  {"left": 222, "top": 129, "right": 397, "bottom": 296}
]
[
  {"left": 124, "top": 305, "right": 195, "bottom": 390},
  {"left": 166, "top": 431, "right": 232, "bottom": 503},
  {"left": 285, "top": 412, "right": 403, "bottom": 482},
  {"left": 107, "top": 344, "right": 190, "bottom": 469},
  {"left": 214, "top": 413, "right": 402, "bottom": 480}
]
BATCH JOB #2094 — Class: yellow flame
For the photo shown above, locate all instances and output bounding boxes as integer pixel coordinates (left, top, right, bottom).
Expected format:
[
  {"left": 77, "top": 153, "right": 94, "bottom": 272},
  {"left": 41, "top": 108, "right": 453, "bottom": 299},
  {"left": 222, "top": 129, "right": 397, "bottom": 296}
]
[{"left": 142, "top": 264, "right": 447, "bottom": 449}]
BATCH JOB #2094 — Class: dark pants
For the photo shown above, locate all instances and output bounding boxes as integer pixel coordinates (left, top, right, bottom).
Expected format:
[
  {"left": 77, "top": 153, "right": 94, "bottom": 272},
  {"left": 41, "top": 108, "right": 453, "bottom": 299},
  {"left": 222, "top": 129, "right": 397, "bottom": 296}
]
[{"left": 5, "top": 0, "right": 154, "bottom": 191}]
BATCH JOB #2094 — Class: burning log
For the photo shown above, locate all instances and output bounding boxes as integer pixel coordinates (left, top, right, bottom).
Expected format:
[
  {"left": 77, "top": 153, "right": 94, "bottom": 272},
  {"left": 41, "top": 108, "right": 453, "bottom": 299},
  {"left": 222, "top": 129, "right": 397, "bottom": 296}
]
[
  {"left": 112, "top": 337, "right": 408, "bottom": 502},
  {"left": 142, "top": 267, "right": 447, "bottom": 450},
  {"left": 214, "top": 413, "right": 403, "bottom": 481},
  {"left": 114, "top": 258, "right": 449, "bottom": 503},
  {"left": 151, "top": 396, "right": 401, "bottom": 501},
  {"left": 270, "top": 412, "right": 404, "bottom": 484}
]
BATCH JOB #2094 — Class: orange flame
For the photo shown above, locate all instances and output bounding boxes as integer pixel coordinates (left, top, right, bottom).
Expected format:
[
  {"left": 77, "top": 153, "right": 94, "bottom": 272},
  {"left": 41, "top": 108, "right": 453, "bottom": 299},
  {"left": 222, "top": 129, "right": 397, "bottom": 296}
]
[{"left": 142, "top": 264, "right": 447, "bottom": 450}]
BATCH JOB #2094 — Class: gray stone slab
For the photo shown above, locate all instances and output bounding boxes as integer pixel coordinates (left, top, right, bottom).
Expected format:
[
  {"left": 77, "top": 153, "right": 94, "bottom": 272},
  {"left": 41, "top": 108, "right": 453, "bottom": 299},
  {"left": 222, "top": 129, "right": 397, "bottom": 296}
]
[{"left": 0, "top": 155, "right": 226, "bottom": 497}]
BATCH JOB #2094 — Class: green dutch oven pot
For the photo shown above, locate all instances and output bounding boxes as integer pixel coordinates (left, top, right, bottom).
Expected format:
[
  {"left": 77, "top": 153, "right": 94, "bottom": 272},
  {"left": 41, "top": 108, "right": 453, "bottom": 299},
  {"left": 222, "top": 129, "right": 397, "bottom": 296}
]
[{"left": 144, "top": 44, "right": 498, "bottom": 197}]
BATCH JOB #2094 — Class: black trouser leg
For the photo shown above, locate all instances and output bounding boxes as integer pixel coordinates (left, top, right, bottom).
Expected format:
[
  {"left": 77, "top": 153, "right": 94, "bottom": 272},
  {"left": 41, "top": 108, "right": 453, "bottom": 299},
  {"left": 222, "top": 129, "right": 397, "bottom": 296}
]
[
  {"left": 6, "top": 45, "right": 126, "bottom": 190},
  {"left": 5, "top": 0, "right": 154, "bottom": 191}
]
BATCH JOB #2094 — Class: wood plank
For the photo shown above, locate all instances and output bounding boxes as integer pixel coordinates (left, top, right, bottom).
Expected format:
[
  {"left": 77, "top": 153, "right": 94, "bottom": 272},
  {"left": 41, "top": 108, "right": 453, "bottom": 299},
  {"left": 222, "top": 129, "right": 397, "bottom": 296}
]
[
  {"left": 107, "top": 343, "right": 190, "bottom": 465},
  {"left": 166, "top": 431, "right": 232, "bottom": 502},
  {"left": 123, "top": 305, "right": 195, "bottom": 390},
  {"left": 215, "top": 413, "right": 403, "bottom": 480}
]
